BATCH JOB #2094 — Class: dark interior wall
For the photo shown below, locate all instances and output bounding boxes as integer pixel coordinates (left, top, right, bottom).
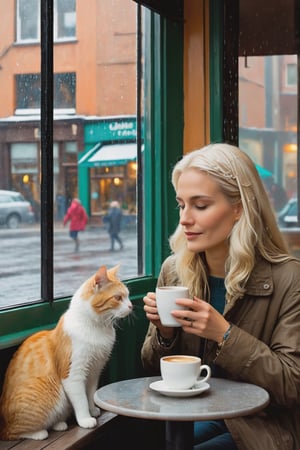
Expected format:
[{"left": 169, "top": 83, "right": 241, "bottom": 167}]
[
  {"left": 240, "top": 0, "right": 298, "bottom": 56},
  {"left": 0, "top": 346, "right": 18, "bottom": 395},
  {"left": 132, "top": 0, "right": 183, "bottom": 20}
]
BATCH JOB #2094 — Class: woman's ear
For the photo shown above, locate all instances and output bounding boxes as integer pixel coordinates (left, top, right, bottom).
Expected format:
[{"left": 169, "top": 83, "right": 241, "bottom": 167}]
[{"left": 234, "top": 201, "right": 243, "bottom": 221}]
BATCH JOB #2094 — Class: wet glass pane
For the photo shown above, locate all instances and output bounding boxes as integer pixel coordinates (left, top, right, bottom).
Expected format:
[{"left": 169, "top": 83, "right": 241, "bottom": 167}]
[
  {"left": 53, "top": 0, "right": 140, "bottom": 298},
  {"left": 0, "top": 0, "right": 42, "bottom": 308},
  {"left": 238, "top": 0, "right": 299, "bottom": 257},
  {"left": 0, "top": 0, "right": 142, "bottom": 308},
  {"left": 239, "top": 55, "right": 300, "bottom": 253}
]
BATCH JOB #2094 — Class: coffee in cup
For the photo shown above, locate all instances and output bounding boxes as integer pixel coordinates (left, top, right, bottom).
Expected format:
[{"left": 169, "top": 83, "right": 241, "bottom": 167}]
[
  {"left": 160, "top": 355, "right": 211, "bottom": 390},
  {"left": 156, "top": 286, "right": 189, "bottom": 327}
]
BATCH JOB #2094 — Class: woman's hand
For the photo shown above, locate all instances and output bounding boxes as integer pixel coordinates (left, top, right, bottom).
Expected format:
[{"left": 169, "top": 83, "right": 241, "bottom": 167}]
[
  {"left": 143, "top": 292, "right": 176, "bottom": 339},
  {"left": 173, "top": 296, "right": 230, "bottom": 343}
]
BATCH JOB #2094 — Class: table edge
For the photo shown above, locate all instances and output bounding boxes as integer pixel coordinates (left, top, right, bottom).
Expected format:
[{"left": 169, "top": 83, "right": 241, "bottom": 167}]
[{"left": 95, "top": 377, "right": 270, "bottom": 422}]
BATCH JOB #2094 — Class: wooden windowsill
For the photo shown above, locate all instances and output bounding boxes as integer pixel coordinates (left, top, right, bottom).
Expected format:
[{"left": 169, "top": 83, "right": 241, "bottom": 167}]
[{"left": 0, "top": 411, "right": 117, "bottom": 450}]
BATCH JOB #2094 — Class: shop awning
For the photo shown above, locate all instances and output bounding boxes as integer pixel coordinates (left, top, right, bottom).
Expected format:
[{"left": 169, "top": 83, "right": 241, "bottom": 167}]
[{"left": 78, "top": 143, "right": 138, "bottom": 168}]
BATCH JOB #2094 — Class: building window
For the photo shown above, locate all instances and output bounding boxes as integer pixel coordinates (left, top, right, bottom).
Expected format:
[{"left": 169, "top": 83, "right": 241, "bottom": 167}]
[
  {"left": 15, "top": 73, "right": 76, "bottom": 112},
  {"left": 15, "top": 74, "right": 40, "bottom": 109},
  {"left": 54, "top": 0, "right": 76, "bottom": 40},
  {"left": 10, "top": 143, "right": 40, "bottom": 225},
  {"left": 16, "top": 0, "right": 40, "bottom": 42},
  {"left": 11, "top": 143, "right": 38, "bottom": 176},
  {"left": 287, "top": 63, "right": 297, "bottom": 86},
  {"left": 16, "top": 0, "right": 76, "bottom": 43},
  {"left": 54, "top": 73, "right": 76, "bottom": 109}
]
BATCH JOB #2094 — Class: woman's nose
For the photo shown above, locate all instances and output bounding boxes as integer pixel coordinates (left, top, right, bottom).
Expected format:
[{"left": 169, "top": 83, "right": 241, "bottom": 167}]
[{"left": 180, "top": 207, "right": 194, "bottom": 225}]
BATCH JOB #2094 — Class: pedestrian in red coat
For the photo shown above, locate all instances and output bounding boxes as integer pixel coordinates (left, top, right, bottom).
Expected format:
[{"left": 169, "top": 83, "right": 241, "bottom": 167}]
[{"left": 63, "top": 198, "right": 88, "bottom": 252}]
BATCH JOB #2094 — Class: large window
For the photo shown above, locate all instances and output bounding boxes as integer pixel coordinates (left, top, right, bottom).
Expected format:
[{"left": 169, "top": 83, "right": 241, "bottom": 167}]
[
  {"left": 1, "top": 0, "right": 142, "bottom": 309},
  {"left": 0, "top": 0, "right": 184, "bottom": 357},
  {"left": 235, "top": 0, "right": 299, "bottom": 256},
  {"left": 239, "top": 55, "right": 297, "bottom": 211}
]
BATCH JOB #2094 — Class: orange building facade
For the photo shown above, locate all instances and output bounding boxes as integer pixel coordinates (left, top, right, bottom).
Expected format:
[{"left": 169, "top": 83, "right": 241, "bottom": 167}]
[{"left": 0, "top": 0, "right": 138, "bottom": 218}]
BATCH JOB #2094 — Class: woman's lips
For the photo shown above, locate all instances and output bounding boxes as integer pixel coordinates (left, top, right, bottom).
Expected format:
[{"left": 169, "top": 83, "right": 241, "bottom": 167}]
[{"left": 185, "top": 232, "right": 202, "bottom": 240}]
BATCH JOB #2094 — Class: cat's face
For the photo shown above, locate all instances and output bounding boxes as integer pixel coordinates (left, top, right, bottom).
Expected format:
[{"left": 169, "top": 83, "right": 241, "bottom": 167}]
[{"left": 78, "top": 265, "right": 132, "bottom": 321}]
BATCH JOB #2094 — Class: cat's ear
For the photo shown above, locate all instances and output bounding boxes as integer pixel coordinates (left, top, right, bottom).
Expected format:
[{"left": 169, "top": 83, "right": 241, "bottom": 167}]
[
  {"left": 107, "top": 265, "right": 120, "bottom": 282},
  {"left": 93, "top": 265, "right": 109, "bottom": 290}
]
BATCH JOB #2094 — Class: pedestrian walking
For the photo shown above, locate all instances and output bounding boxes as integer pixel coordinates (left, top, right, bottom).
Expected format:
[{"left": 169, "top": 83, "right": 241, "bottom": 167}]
[
  {"left": 63, "top": 198, "right": 88, "bottom": 252},
  {"left": 105, "top": 201, "right": 124, "bottom": 251}
]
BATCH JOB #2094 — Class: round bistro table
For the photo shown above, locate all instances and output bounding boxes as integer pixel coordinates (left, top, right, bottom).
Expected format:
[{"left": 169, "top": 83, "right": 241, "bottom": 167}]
[{"left": 94, "top": 376, "right": 270, "bottom": 450}]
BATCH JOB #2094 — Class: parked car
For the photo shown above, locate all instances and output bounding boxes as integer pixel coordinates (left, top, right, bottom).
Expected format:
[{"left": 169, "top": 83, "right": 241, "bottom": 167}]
[
  {"left": 277, "top": 198, "right": 298, "bottom": 228},
  {"left": 0, "top": 190, "right": 35, "bottom": 229}
]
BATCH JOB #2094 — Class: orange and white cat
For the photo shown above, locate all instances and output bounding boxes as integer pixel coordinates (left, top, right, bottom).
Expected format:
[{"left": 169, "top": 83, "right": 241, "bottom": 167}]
[{"left": 0, "top": 265, "right": 132, "bottom": 441}]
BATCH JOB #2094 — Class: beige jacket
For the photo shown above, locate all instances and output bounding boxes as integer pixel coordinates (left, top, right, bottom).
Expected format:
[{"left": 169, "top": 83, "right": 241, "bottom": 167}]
[{"left": 141, "top": 254, "right": 300, "bottom": 450}]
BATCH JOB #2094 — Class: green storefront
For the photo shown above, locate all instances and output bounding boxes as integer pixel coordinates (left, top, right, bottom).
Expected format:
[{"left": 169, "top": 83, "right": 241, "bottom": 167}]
[{"left": 78, "top": 116, "right": 139, "bottom": 222}]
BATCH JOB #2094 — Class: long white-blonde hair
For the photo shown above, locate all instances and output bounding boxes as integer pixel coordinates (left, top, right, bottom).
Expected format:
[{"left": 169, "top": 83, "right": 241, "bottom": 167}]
[{"left": 169, "top": 143, "right": 291, "bottom": 303}]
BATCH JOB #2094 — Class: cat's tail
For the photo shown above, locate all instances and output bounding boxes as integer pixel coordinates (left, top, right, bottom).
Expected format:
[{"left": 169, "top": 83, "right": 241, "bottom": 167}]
[
  {"left": 0, "top": 413, "right": 16, "bottom": 440},
  {"left": 0, "top": 409, "right": 8, "bottom": 440},
  {"left": 0, "top": 399, "right": 9, "bottom": 440}
]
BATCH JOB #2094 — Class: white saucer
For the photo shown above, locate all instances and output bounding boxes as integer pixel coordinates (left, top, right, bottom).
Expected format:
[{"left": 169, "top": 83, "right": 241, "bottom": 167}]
[{"left": 149, "top": 380, "right": 210, "bottom": 398}]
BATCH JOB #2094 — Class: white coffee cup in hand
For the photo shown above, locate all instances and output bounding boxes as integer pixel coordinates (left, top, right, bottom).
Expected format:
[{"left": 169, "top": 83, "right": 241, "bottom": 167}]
[
  {"left": 156, "top": 286, "right": 189, "bottom": 327},
  {"left": 160, "top": 355, "right": 211, "bottom": 390}
]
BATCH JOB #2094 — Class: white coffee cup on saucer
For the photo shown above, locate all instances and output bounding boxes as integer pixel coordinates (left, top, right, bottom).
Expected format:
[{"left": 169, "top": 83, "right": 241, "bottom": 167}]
[
  {"left": 156, "top": 286, "right": 189, "bottom": 327},
  {"left": 160, "top": 355, "right": 211, "bottom": 390}
]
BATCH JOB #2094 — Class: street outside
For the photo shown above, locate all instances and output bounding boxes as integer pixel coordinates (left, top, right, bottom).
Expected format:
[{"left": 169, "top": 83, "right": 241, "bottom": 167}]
[
  {"left": 0, "top": 223, "right": 138, "bottom": 308},
  {"left": 4, "top": 222, "right": 299, "bottom": 310}
]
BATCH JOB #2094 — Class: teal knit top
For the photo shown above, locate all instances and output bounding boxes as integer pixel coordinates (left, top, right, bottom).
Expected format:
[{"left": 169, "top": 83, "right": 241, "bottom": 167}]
[{"left": 208, "top": 275, "right": 226, "bottom": 313}]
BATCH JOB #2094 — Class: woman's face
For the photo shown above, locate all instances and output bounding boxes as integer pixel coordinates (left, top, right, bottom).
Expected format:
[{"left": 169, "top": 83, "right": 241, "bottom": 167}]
[{"left": 176, "top": 168, "right": 241, "bottom": 256}]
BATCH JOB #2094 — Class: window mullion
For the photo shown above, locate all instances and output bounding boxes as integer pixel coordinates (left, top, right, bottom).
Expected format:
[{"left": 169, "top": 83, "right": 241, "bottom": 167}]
[{"left": 40, "top": 0, "right": 54, "bottom": 302}]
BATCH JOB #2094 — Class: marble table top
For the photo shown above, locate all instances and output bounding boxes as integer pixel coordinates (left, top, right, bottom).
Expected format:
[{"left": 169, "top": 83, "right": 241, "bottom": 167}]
[{"left": 94, "top": 376, "right": 270, "bottom": 422}]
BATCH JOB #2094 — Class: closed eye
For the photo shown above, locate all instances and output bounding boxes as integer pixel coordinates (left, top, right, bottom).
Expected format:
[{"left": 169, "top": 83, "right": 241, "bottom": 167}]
[{"left": 176, "top": 203, "right": 208, "bottom": 211}]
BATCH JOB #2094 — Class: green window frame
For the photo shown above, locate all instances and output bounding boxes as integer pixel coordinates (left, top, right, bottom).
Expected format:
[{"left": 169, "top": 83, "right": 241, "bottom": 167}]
[{"left": 0, "top": 6, "right": 184, "bottom": 365}]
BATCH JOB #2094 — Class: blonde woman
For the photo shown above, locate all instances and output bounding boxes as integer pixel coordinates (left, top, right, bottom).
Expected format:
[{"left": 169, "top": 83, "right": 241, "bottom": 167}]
[{"left": 141, "top": 143, "right": 300, "bottom": 449}]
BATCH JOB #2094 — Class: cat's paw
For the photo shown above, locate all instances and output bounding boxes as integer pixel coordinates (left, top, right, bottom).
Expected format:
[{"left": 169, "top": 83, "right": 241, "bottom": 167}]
[
  {"left": 52, "top": 421, "right": 68, "bottom": 431},
  {"left": 78, "top": 417, "right": 97, "bottom": 429},
  {"left": 90, "top": 405, "right": 101, "bottom": 417},
  {"left": 21, "top": 430, "right": 48, "bottom": 440}
]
